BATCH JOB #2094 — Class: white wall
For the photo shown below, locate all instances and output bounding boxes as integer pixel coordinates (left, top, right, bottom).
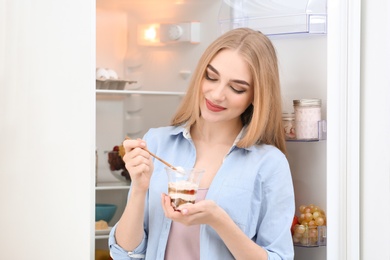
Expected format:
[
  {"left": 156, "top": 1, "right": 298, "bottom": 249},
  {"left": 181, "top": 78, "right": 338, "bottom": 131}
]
[{"left": 0, "top": 1, "right": 95, "bottom": 259}]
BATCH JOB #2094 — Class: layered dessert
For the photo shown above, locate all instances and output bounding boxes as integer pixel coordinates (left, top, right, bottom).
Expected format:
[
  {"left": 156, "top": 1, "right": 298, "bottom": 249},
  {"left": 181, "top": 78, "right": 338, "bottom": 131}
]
[{"left": 168, "top": 180, "right": 198, "bottom": 208}]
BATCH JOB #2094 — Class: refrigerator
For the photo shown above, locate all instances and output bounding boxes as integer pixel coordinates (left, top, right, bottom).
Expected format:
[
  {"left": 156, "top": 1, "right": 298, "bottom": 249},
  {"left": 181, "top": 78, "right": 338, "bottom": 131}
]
[
  {"left": 94, "top": 0, "right": 327, "bottom": 259},
  {"left": 1, "top": 0, "right": 389, "bottom": 260}
]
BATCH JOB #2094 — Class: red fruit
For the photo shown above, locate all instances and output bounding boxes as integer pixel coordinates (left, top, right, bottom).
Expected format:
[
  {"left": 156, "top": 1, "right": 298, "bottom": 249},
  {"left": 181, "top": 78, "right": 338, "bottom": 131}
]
[
  {"left": 291, "top": 215, "right": 299, "bottom": 234},
  {"left": 113, "top": 145, "right": 119, "bottom": 152}
]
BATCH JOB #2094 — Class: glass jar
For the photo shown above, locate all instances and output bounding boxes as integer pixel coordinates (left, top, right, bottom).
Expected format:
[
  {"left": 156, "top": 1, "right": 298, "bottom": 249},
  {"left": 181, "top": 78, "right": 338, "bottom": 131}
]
[
  {"left": 282, "top": 112, "right": 295, "bottom": 140},
  {"left": 293, "top": 99, "right": 321, "bottom": 140}
]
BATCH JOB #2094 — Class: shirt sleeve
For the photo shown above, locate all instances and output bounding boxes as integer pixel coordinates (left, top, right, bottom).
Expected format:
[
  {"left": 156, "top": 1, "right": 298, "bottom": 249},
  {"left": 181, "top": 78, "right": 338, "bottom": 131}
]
[
  {"left": 108, "top": 223, "right": 147, "bottom": 259},
  {"left": 257, "top": 155, "right": 295, "bottom": 260},
  {"left": 108, "top": 130, "right": 155, "bottom": 260}
]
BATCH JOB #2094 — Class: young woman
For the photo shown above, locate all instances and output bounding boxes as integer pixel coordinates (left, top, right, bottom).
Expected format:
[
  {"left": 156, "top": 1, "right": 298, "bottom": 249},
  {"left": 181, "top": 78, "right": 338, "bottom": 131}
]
[{"left": 109, "top": 28, "right": 295, "bottom": 260}]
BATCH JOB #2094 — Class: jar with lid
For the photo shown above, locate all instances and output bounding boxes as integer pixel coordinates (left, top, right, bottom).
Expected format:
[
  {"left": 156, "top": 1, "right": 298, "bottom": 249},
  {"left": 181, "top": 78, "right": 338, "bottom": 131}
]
[
  {"left": 282, "top": 112, "right": 296, "bottom": 140},
  {"left": 293, "top": 99, "right": 321, "bottom": 140}
]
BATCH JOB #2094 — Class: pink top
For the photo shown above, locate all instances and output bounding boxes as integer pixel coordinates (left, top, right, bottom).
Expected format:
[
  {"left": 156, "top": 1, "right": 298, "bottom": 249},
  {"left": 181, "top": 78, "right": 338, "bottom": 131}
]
[{"left": 164, "top": 188, "right": 208, "bottom": 260}]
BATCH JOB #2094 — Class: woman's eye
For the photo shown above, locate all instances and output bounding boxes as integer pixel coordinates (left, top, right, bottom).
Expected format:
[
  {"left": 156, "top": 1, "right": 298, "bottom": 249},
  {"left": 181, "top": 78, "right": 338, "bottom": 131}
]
[
  {"left": 231, "top": 86, "right": 246, "bottom": 94},
  {"left": 205, "top": 72, "right": 217, "bottom": 81}
]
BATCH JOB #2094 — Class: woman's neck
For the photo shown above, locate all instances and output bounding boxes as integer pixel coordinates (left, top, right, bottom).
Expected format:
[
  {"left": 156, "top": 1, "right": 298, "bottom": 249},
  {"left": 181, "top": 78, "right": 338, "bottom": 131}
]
[{"left": 191, "top": 119, "right": 243, "bottom": 146}]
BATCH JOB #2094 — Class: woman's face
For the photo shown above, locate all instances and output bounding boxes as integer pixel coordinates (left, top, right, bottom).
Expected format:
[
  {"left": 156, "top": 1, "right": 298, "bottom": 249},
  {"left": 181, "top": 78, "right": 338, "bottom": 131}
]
[{"left": 200, "top": 49, "right": 254, "bottom": 125}]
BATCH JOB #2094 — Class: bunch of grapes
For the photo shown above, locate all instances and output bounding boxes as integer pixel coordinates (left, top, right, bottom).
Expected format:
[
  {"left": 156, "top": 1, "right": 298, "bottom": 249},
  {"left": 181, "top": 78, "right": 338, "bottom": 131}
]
[{"left": 292, "top": 204, "right": 326, "bottom": 246}]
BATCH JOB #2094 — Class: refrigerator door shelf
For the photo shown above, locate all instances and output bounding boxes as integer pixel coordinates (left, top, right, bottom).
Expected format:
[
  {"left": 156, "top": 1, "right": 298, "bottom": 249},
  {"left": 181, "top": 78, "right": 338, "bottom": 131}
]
[{"left": 218, "top": 0, "right": 327, "bottom": 36}]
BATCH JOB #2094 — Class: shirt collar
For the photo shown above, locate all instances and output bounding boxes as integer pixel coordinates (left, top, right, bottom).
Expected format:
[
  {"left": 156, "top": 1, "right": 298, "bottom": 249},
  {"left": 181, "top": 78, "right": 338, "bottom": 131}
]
[
  {"left": 168, "top": 124, "right": 190, "bottom": 138},
  {"left": 169, "top": 124, "right": 251, "bottom": 151}
]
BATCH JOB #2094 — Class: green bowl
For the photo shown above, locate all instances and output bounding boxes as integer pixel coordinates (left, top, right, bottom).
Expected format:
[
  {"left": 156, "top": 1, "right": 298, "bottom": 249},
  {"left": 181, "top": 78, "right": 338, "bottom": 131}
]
[{"left": 95, "top": 203, "right": 117, "bottom": 223}]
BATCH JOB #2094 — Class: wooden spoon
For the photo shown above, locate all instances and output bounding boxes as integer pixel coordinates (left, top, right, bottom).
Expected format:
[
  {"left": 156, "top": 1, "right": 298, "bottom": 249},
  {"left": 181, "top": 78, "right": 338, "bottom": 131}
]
[{"left": 125, "top": 137, "right": 177, "bottom": 170}]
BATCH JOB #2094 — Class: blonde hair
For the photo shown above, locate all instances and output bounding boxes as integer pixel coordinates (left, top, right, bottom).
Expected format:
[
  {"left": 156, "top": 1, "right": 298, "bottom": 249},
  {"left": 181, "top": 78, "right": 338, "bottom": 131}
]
[{"left": 171, "top": 28, "right": 286, "bottom": 154}]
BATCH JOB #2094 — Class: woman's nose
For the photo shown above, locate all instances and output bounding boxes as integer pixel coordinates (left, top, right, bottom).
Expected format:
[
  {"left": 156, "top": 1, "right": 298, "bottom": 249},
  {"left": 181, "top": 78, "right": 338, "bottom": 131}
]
[{"left": 210, "top": 82, "right": 226, "bottom": 101}]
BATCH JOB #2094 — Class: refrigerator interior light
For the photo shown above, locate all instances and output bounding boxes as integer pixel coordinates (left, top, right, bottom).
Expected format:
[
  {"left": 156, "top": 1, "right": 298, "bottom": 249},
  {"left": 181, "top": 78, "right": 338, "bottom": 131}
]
[
  {"left": 137, "top": 22, "right": 200, "bottom": 46},
  {"left": 137, "top": 23, "right": 161, "bottom": 46}
]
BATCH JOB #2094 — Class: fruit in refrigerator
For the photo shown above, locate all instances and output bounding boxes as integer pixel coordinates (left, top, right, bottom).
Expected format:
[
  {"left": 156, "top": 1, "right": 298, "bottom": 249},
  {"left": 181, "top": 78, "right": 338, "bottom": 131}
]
[
  {"left": 107, "top": 145, "right": 130, "bottom": 181},
  {"left": 292, "top": 204, "right": 326, "bottom": 246},
  {"left": 291, "top": 215, "right": 299, "bottom": 234}
]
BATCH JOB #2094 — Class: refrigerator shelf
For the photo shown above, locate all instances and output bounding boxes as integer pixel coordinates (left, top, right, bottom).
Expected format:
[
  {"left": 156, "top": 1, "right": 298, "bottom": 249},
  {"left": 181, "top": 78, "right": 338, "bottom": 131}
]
[
  {"left": 294, "top": 244, "right": 326, "bottom": 248},
  {"left": 95, "top": 235, "right": 109, "bottom": 240},
  {"left": 286, "top": 139, "right": 325, "bottom": 143},
  {"left": 96, "top": 79, "right": 137, "bottom": 90},
  {"left": 95, "top": 183, "right": 130, "bottom": 190},
  {"left": 96, "top": 89, "right": 186, "bottom": 96},
  {"left": 285, "top": 120, "right": 327, "bottom": 141}
]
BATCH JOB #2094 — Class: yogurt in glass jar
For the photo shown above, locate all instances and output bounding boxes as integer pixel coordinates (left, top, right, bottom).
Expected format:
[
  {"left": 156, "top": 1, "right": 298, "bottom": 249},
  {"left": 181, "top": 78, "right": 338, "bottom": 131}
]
[{"left": 293, "top": 99, "right": 321, "bottom": 140}]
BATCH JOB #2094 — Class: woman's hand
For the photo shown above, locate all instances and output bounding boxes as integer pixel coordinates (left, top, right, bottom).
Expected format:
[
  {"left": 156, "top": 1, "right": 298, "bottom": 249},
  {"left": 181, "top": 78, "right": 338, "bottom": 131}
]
[
  {"left": 122, "top": 138, "right": 154, "bottom": 192},
  {"left": 162, "top": 193, "right": 268, "bottom": 259},
  {"left": 161, "top": 193, "right": 222, "bottom": 226}
]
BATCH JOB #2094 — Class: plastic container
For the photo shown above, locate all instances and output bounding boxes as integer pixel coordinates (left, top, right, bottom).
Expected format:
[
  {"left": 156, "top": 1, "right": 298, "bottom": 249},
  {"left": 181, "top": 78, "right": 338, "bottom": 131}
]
[{"left": 293, "top": 99, "right": 321, "bottom": 140}]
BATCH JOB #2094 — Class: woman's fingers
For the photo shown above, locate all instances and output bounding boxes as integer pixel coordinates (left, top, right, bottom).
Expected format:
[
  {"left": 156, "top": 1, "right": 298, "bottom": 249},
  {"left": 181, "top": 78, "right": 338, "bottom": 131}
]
[
  {"left": 162, "top": 200, "right": 221, "bottom": 227},
  {"left": 161, "top": 194, "right": 183, "bottom": 217},
  {"left": 122, "top": 139, "right": 151, "bottom": 173},
  {"left": 122, "top": 138, "right": 146, "bottom": 153},
  {"left": 121, "top": 138, "right": 154, "bottom": 191}
]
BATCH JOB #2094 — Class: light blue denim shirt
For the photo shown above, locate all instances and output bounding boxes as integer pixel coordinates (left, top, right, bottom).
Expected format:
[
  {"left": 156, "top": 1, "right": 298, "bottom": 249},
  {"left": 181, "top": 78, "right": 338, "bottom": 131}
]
[{"left": 109, "top": 125, "right": 295, "bottom": 260}]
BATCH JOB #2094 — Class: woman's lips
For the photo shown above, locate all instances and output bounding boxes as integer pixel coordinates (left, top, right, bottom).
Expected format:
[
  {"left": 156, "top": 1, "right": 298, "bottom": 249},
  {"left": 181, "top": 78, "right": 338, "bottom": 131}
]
[{"left": 205, "top": 99, "right": 226, "bottom": 112}]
